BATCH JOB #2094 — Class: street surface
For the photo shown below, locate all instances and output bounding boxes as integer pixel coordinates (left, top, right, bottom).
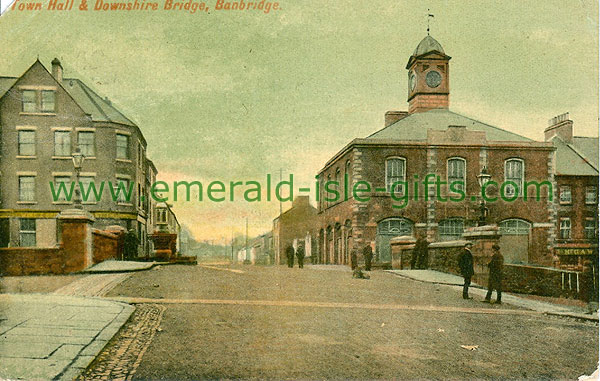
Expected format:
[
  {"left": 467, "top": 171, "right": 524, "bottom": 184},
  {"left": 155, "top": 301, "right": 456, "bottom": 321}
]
[{"left": 90, "top": 264, "right": 600, "bottom": 380}]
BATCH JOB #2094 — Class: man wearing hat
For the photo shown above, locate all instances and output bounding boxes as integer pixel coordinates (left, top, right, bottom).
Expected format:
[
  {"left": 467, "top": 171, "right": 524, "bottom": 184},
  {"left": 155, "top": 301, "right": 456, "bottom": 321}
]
[
  {"left": 484, "top": 243, "right": 504, "bottom": 304},
  {"left": 458, "top": 242, "right": 475, "bottom": 299}
]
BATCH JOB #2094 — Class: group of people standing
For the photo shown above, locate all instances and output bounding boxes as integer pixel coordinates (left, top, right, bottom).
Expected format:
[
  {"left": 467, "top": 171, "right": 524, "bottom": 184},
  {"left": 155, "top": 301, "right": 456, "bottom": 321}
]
[
  {"left": 285, "top": 243, "right": 305, "bottom": 268},
  {"left": 458, "top": 242, "right": 504, "bottom": 303}
]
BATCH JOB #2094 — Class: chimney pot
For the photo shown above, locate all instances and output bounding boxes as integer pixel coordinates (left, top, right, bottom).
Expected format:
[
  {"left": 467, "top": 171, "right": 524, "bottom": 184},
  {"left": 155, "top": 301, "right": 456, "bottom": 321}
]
[{"left": 51, "top": 58, "right": 63, "bottom": 83}]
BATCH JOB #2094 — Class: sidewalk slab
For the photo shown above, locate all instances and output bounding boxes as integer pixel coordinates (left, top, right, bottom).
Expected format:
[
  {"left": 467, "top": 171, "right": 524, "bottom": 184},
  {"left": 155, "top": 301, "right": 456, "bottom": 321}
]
[
  {"left": 387, "top": 269, "right": 599, "bottom": 321},
  {"left": 0, "top": 293, "right": 134, "bottom": 380},
  {"left": 82, "top": 260, "right": 160, "bottom": 273}
]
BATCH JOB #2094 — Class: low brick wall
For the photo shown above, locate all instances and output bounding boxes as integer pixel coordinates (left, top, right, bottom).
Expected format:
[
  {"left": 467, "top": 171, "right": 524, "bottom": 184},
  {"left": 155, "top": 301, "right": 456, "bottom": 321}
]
[
  {"left": 93, "top": 229, "right": 121, "bottom": 264},
  {"left": 0, "top": 247, "right": 67, "bottom": 276},
  {"left": 426, "top": 241, "right": 596, "bottom": 300}
]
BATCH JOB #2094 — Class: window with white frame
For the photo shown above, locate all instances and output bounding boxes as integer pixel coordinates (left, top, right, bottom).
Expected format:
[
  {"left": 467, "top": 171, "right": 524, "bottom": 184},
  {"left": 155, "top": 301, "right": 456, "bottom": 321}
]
[
  {"left": 504, "top": 159, "right": 524, "bottom": 197},
  {"left": 18, "top": 176, "right": 35, "bottom": 202},
  {"left": 54, "top": 131, "right": 71, "bottom": 157},
  {"left": 386, "top": 157, "right": 406, "bottom": 194},
  {"left": 78, "top": 131, "right": 95, "bottom": 157},
  {"left": 53, "top": 176, "right": 71, "bottom": 202},
  {"left": 585, "top": 218, "right": 596, "bottom": 240},
  {"left": 586, "top": 186, "right": 598, "bottom": 205},
  {"left": 447, "top": 158, "right": 466, "bottom": 192},
  {"left": 22, "top": 90, "right": 36, "bottom": 113},
  {"left": 559, "top": 186, "right": 572, "bottom": 204},
  {"left": 18, "top": 130, "right": 35, "bottom": 156},
  {"left": 438, "top": 218, "right": 464, "bottom": 241},
  {"left": 41, "top": 90, "right": 56, "bottom": 113},
  {"left": 115, "top": 177, "right": 131, "bottom": 203},
  {"left": 19, "top": 218, "right": 36, "bottom": 247},
  {"left": 157, "top": 208, "right": 167, "bottom": 223},
  {"left": 116, "top": 134, "right": 129, "bottom": 159},
  {"left": 79, "top": 176, "right": 95, "bottom": 203},
  {"left": 559, "top": 218, "right": 571, "bottom": 240}
]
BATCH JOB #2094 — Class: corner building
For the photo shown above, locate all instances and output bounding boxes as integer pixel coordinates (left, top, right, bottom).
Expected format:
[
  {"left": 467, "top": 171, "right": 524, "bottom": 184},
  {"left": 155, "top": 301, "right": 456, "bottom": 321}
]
[{"left": 315, "top": 36, "right": 556, "bottom": 267}]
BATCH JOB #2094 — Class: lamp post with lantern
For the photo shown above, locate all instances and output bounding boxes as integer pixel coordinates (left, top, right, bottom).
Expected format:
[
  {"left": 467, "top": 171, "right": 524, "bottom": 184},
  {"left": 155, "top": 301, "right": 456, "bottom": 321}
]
[
  {"left": 71, "top": 148, "right": 85, "bottom": 209},
  {"left": 476, "top": 166, "right": 492, "bottom": 226}
]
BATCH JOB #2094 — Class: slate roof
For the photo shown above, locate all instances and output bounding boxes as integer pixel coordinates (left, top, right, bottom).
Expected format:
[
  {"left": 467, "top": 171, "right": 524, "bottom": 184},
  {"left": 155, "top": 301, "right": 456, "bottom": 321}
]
[
  {"left": 0, "top": 66, "right": 136, "bottom": 127},
  {"left": 366, "top": 108, "right": 533, "bottom": 142},
  {"left": 552, "top": 135, "right": 598, "bottom": 176},
  {"left": 413, "top": 35, "right": 445, "bottom": 56}
]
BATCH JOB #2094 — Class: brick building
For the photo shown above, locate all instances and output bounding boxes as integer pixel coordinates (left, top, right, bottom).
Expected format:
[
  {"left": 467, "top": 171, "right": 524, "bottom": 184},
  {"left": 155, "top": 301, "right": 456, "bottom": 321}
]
[
  {"left": 0, "top": 58, "right": 169, "bottom": 256},
  {"left": 314, "top": 35, "right": 561, "bottom": 268},
  {"left": 544, "top": 113, "right": 599, "bottom": 270}
]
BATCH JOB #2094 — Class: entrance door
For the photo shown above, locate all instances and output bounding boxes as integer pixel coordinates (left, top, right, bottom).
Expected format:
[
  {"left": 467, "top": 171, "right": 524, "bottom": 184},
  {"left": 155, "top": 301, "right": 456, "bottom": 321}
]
[
  {"left": 376, "top": 218, "right": 413, "bottom": 263},
  {"left": 499, "top": 219, "right": 531, "bottom": 264}
]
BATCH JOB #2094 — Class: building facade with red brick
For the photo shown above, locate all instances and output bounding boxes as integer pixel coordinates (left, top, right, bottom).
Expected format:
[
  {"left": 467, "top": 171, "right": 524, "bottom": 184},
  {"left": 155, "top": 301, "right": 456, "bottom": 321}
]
[{"left": 314, "top": 35, "right": 561, "bottom": 268}]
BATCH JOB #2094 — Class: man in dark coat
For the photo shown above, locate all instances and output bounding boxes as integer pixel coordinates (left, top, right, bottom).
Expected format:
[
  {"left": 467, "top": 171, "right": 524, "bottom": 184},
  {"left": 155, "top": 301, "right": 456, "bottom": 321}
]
[
  {"left": 285, "top": 245, "right": 295, "bottom": 268},
  {"left": 350, "top": 249, "right": 358, "bottom": 270},
  {"left": 484, "top": 244, "right": 504, "bottom": 304},
  {"left": 458, "top": 242, "right": 475, "bottom": 299},
  {"left": 296, "top": 243, "right": 305, "bottom": 269},
  {"left": 123, "top": 230, "right": 139, "bottom": 260},
  {"left": 362, "top": 244, "right": 373, "bottom": 271},
  {"left": 415, "top": 237, "right": 429, "bottom": 269}
]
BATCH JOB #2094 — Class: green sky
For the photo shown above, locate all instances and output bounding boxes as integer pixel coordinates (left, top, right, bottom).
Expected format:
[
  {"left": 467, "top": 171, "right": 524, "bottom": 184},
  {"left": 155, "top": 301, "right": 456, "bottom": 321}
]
[{"left": 0, "top": 0, "right": 598, "bottom": 242}]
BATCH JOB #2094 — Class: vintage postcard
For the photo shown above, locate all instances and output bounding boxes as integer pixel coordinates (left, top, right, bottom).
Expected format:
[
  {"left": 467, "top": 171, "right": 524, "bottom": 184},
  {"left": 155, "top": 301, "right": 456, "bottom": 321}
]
[{"left": 0, "top": 0, "right": 598, "bottom": 379}]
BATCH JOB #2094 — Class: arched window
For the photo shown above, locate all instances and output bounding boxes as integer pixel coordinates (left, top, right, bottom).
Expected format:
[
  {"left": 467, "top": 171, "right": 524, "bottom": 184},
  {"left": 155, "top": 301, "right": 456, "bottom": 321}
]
[
  {"left": 385, "top": 157, "right": 406, "bottom": 194},
  {"left": 499, "top": 219, "right": 531, "bottom": 235},
  {"left": 447, "top": 157, "right": 466, "bottom": 193},
  {"left": 335, "top": 168, "right": 341, "bottom": 204},
  {"left": 326, "top": 174, "right": 332, "bottom": 208},
  {"left": 377, "top": 217, "right": 413, "bottom": 236},
  {"left": 345, "top": 160, "right": 351, "bottom": 196},
  {"left": 438, "top": 218, "right": 464, "bottom": 241},
  {"left": 504, "top": 158, "right": 524, "bottom": 197}
]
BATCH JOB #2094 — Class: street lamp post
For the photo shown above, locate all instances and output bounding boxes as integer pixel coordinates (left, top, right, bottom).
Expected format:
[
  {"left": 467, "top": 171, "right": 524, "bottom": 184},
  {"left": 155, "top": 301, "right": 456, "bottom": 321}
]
[
  {"left": 476, "top": 166, "right": 492, "bottom": 226},
  {"left": 71, "top": 148, "right": 85, "bottom": 209}
]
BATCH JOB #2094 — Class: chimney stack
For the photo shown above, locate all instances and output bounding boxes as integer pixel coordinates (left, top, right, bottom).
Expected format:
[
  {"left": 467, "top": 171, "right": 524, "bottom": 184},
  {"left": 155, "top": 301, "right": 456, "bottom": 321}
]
[
  {"left": 544, "top": 112, "right": 573, "bottom": 142},
  {"left": 384, "top": 111, "right": 409, "bottom": 127},
  {"left": 51, "top": 58, "right": 63, "bottom": 83}
]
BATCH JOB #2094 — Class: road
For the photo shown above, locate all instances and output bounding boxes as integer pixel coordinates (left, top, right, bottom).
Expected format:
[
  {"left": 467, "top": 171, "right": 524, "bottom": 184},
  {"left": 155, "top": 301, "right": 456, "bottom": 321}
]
[{"left": 86, "top": 264, "right": 598, "bottom": 380}]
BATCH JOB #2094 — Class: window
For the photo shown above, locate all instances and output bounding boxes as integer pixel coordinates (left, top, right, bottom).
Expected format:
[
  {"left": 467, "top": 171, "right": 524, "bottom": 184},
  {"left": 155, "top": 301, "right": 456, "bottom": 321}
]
[
  {"left": 54, "top": 131, "right": 71, "bottom": 156},
  {"left": 499, "top": 219, "right": 531, "bottom": 235},
  {"left": 585, "top": 218, "right": 596, "bottom": 240},
  {"left": 447, "top": 158, "right": 466, "bottom": 192},
  {"left": 18, "top": 130, "right": 35, "bottom": 156},
  {"left": 559, "top": 218, "right": 571, "bottom": 240},
  {"left": 559, "top": 186, "right": 572, "bottom": 204},
  {"left": 79, "top": 176, "right": 95, "bottom": 203},
  {"left": 54, "top": 176, "right": 70, "bottom": 202},
  {"left": 157, "top": 209, "right": 167, "bottom": 223},
  {"left": 18, "top": 176, "right": 35, "bottom": 202},
  {"left": 326, "top": 174, "right": 331, "bottom": 207},
  {"left": 586, "top": 186, "right": 598, "bottom": 205},
  {"left": 505, "top": 159, "right": 524, "bottom": 197},
  {"left": 377, "top": 218, "right": 413, "bottom": 236},
  {"left": 78, "top": 131, "right": 95, "bottom": 157},
  {"left": 22, "top": 90, "right": 36, "bottom": 112},
  {"left": 115, "top": 178, "right": 130, "bottom": 203},
  {"left": 19, "top": 219, "right": 36, "bottom": 247},
  {"left": 439, "top": 218, "right": 464, "bottom": 241},
  {"left": 116, "top": 134, "right": 129, "bottom": 159},
  {"left": 335, "top": 168, "right": 341, "bottom": 202},
  {"left": 386, "top": 157, "right": 406, "bottom": 194},
  {"left": 41, "top": 90, "right": 56, "bottom": 113}
]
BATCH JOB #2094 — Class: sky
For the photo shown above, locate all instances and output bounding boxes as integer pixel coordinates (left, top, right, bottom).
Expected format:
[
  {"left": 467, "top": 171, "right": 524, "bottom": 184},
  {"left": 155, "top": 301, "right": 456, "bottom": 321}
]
[{"left": 0, "top": 0, "right": 598, "bottom": 242}]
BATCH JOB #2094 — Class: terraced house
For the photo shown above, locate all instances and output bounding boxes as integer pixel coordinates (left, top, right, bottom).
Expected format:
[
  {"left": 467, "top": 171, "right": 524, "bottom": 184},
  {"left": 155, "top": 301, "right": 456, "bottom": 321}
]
[
  {"left": 314, "top": 35, "right": 597, "bottom": 269},
  {"left": 0, "top": 58, "right": 163, "bottom": 255}
]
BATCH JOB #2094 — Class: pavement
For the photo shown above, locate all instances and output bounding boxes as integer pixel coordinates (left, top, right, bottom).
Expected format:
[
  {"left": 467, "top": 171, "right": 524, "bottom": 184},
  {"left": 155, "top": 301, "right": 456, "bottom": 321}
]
[
  {"left": 387, "top": 269, "right": 599, "bottom": 321},
  {"left": 82, "top": 260, "right": 161, "bottom": 274},
  {"left": 0, "top": 293, "right": 134, "bottom": 380}
]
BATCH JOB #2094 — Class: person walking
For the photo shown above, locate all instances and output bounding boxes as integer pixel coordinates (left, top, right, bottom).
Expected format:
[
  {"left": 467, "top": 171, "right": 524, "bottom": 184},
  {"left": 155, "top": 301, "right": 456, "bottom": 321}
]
[
  {"left": 285, "top": 245, "right": 295, "bottom": 268},
  {"left": 296, "top": 243, "right": 305, "bottom": 269},
  {"left": 484, "top": 244, "right": 504, "bottom": 304},
  {"left": 415, "top": 236, "right": 429, "bottom": 269},
  {"left": 458, "top": 242, "right": 474, "bottom": 299},
  {"left": 362, "top": 244, "right": 373, "bottom": 271}
]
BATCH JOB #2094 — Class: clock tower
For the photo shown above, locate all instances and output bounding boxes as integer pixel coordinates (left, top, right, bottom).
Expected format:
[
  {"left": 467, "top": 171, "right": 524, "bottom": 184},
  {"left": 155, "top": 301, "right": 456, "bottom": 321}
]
[{"left": 406, "top": 35, "right": 451, "bottom": 114}]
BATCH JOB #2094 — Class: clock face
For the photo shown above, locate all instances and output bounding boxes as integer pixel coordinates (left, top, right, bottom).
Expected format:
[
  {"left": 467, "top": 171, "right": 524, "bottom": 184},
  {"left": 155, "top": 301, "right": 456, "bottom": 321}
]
[
  {"left": 409, "top": 72, "right": 416, "bottom": 91},
  {"left": 426, "top": 70, "right": 442, "bottom": 88}
]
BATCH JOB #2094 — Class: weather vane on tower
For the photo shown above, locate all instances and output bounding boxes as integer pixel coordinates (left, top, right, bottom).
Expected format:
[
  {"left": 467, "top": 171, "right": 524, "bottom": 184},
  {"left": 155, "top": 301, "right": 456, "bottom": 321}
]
[{"left": 427, "top": 9, "right": 435, "bottom": 35}]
